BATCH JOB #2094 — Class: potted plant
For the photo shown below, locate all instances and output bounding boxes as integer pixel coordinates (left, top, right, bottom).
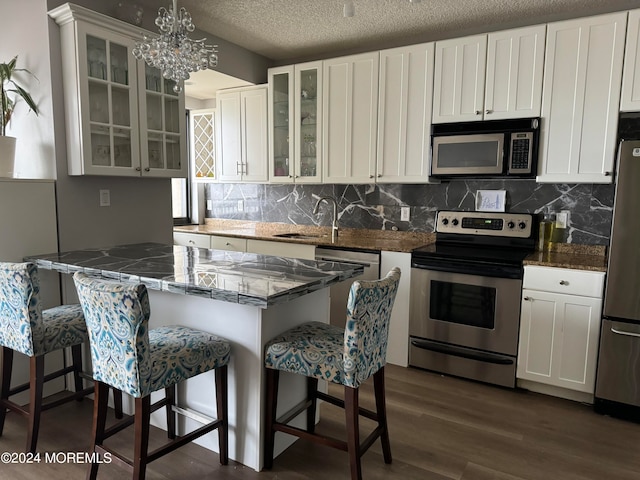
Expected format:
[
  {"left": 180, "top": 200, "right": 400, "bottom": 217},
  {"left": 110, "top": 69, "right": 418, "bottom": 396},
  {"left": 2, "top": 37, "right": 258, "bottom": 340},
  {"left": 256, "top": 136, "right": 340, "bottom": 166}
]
[{"left": 0, "top": 56, "right": 39, "bottom": 177}]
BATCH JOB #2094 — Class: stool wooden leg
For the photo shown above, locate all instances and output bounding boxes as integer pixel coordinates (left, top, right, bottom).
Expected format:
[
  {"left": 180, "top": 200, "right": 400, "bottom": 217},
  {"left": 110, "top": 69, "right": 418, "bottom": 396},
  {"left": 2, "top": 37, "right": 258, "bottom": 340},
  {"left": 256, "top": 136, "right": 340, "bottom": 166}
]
[
  {"left": 133, "top": 395, "right": 151, "bottom": 480},
  {"left": 87, "top": 382, "right": 109, "bottom": 480},
  {"left": 71, "top": 344, "right": 84, "bottom": 401},
  {"left": 165, "top": 385, "right": 176, "bottom": 440},
  {"left": 263, "top": 368, "right": 279, "bottom": 470},
  {"left": 306, "top": 377, "right": 318, "bottom": 433},
  {"left": 113, "top": 388, "right": 123, "bottom": 419},
  {"left": 373, "top": 367, "right": 392, "bottom": 464},
  {"left": 0, "top": 347, "right": 13, "bottom": 436},
  {"left": 345, "top": 385, "right": 362, "bottom": 480},
  {"left": 26, "top": 355, "right": 44, "bottom": 454},
  {"left": 215, "top": 365, "right": 228, "bottom": 465}
]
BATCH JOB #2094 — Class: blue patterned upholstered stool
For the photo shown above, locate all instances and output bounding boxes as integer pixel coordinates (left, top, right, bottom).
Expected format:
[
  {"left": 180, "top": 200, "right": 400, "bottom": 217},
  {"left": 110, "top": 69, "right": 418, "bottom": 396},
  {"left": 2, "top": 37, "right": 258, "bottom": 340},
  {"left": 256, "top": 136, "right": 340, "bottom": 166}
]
[
  {"left": 263, "top": 267, "right": 401, "bottom": 480},
  {"left": 73, "top": 272, "right": 231, "bottom": 480},
  {"left": 0, "top": 262, "right": 122, "bottom": 454}
]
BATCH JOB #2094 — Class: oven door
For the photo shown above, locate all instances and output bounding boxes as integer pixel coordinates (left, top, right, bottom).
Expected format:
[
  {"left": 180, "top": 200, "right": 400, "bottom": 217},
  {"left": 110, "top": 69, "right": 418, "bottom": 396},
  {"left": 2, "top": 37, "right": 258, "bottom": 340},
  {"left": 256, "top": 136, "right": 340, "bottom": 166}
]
[
  {"left": 431, "top": 133, "right": 504, "bottom": 176},
  {"left": 409, "top": 267, "right": 522, "bottom": 356}
]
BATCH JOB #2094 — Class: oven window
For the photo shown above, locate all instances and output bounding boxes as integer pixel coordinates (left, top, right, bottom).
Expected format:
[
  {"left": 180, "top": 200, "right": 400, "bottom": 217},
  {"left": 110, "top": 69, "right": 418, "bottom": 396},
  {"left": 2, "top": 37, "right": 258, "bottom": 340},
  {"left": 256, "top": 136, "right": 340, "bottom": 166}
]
[{"left": 429, "top": 280, "right": 496, "bottom": 329}]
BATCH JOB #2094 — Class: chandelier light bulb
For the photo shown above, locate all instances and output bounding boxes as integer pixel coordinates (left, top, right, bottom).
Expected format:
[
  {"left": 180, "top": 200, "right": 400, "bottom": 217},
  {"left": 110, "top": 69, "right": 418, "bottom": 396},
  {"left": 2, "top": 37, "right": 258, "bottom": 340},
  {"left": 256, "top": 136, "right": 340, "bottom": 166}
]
[{"left": 132, "top": 0, "right": 218, "bottom": 93}]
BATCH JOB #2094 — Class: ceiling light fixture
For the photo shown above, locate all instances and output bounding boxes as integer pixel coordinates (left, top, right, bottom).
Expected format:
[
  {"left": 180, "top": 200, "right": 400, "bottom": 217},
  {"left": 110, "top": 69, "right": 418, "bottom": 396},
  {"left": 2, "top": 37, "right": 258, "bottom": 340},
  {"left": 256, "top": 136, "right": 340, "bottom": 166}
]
[{"left": 132, "top": 0, "right": 218, "bottom": 93}]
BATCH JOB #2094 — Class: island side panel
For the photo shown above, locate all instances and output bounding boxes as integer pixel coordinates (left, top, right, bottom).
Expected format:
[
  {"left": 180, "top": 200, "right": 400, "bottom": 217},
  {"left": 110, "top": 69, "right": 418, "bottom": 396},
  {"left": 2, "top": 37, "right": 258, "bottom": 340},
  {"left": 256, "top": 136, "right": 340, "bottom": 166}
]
[{"left": 142, "top": 287, "right": 330, "bottom": 472}]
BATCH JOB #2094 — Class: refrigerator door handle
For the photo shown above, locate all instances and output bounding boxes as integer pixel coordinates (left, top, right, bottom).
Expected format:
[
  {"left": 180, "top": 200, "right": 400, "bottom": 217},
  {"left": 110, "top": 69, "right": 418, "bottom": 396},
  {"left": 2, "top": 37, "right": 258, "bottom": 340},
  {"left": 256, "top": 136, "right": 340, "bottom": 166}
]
[{"left": 611, "top": 327, "right": 640, "bottom": 338}]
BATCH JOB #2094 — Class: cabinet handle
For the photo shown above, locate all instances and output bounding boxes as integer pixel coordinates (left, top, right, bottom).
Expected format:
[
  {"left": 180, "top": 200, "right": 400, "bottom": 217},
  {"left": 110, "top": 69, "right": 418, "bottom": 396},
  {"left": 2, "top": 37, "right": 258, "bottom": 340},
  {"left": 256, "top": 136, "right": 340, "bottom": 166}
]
[
  {"left": 559, "top": 280, "right": 569, "bottom": 286},
  {"left": 144, "top": 167, "right": 150, "bottom": 172},
  {"left": 289, "top": 175, "right": 293, "bottom": 178},
  {"left": 236, "top": 162, "right": 242, "bottom": 175},
  {"left": 135, "top": 167, "right": 141, "bottom": 171},
  {"left": 485, "top": 109, "right": 492, "bottom": 114},
  {"left": 475, "top": 110, "right": 482, "bottom": 115},
  {"left": 225, "top": 242, "right": 231, "bottom": 246},
  {"left": 369, "top": 175, "right": 374, "bottom": 179},
  {"left": 377, "top": 174, "right": 382, "bottom": 178},
  {"left": 523, "top": 296, "right": 532, "bottom": 301},
  {"left": 188, "top": 240, "right": 195, "bottom": 245},
  {"left": 605, "top": 171, "right": 612, "bottom": 176},
  {"left": 295, "top": 175, "right": 300, "bottom": 178}
]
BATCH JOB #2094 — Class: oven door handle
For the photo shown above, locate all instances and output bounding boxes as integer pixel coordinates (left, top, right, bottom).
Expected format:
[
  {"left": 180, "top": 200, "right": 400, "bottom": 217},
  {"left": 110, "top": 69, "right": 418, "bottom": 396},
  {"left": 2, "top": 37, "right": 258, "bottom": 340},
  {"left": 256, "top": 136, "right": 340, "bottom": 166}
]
[{"left": 410, "top": 338, "right": 514, "bottom": 365}]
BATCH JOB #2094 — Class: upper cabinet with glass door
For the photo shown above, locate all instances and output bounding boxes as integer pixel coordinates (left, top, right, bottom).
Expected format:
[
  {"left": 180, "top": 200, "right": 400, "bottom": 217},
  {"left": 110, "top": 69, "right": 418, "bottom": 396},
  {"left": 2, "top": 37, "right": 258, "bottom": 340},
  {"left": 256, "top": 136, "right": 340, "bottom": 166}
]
[
  {"left": 268, "top": 61, "right": 322, "bottom": 183},
  {"left": 49, "top": 3, "right": 187, "bottom": 178}
]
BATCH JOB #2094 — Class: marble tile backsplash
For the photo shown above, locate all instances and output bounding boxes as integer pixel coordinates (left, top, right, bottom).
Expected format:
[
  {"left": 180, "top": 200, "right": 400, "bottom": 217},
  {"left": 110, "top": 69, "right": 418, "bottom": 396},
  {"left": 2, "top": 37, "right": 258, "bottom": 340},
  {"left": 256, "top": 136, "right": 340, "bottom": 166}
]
[{"left": 205, "top": 180, "right": 614, "bottom": 246}]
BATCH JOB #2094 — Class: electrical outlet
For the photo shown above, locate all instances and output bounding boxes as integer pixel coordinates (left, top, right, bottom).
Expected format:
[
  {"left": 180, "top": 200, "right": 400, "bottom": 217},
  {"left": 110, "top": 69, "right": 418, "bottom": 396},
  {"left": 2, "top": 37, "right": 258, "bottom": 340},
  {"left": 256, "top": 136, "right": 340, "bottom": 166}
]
[
  {"left": 401, "top": 206, "right": 410, "bottom": 222},
  {"left": 99, "top": 189, "right": 110, "bottom": 207},
  {"left": 237, "top": 199, "right": 244, "bottom": 212},
  {"left": 556, "top": 211, "right": 569, "bottom": 229}
]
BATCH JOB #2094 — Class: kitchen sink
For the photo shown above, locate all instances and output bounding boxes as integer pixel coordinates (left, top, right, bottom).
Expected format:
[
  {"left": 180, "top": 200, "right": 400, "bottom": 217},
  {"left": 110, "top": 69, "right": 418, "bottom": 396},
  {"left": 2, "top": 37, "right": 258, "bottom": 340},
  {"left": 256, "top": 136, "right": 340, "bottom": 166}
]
[{"left": 272, "top": 232, "right": 326, "bottom": 239}]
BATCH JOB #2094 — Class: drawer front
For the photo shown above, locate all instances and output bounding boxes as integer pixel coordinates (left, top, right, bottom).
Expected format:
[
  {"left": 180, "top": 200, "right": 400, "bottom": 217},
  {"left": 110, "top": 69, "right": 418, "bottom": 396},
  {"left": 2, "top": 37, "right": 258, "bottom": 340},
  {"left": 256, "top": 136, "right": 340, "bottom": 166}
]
[
  {"left": 524, "top": 265, "right": 604, "bottom": 297},
  {"left": 210, "top": 235, "right": 247, "bottom": 252},
  {"left": 173, "top": 232, "right": 210, "bottom": 248},
  {"left": 246, "top": 239, "right": 316, "bottom": 260}
]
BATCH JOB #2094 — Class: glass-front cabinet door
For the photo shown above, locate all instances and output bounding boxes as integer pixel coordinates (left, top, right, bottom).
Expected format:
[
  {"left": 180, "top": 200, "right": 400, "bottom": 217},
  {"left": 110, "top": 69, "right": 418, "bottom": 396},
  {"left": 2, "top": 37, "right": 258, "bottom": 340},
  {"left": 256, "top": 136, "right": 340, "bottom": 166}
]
[
  {"left": 294, "top": 61, "right": 322, "bottom": 183},
  {"left": 268, "top": 62, "right": 322, "bottom": 183},
  {"left": 50, "top": 4, "right": 187, "bottom": 178},
  {"left": 268, "top": 66, "right": 294, "bottom": 182},
  {"left": 138, "top": 65, "right": 187, "bottom": 177},
  {"left": 80, "top": 27, "right": 141, "bottom": 176}
]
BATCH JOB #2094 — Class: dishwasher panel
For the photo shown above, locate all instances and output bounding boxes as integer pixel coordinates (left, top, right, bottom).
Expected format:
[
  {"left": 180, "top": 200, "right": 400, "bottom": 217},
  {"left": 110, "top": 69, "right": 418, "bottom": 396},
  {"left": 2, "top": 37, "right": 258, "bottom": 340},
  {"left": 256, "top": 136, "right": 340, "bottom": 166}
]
[{"left": 315, "top": 248, "right": 380, "bottom": 329}]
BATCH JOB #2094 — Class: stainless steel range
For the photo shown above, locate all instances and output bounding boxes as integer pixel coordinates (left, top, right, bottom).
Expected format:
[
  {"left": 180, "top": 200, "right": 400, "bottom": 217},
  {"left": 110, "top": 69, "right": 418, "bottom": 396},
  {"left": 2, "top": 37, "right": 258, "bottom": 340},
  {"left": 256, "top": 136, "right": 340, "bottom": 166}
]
[{"left": 409, "top": 210, "right": 538, "bottom": 388}]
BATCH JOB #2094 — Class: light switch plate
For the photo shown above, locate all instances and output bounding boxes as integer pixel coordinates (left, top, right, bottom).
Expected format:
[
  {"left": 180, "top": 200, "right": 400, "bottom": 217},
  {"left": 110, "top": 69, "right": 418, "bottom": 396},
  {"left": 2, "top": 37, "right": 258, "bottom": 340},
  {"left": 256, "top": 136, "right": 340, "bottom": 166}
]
[
  {"left": 556, "top": 211, "right": 568, "bottom": 229},
  {"left": 99, "top": 189, "right": 110, "bottom": 207},
  {"left": 401, "top": 206, "right": 410, "bottom": 222}
]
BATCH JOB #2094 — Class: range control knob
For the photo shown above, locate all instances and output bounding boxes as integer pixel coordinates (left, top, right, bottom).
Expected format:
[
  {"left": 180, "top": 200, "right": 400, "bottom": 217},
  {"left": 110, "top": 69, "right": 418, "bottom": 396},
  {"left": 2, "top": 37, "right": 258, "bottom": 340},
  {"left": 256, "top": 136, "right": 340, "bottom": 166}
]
[
  {"left": 452, "top": 218, "right": 459, "bottom": 226},
  {"left": 442, "top": 218, "right": 449, "bottom": 226},
  {"left": 519, "top": 221, "right": 527, "bottom": 229},
  {"left": 507, "top": 221, "right": 515, "bottom": 229}
]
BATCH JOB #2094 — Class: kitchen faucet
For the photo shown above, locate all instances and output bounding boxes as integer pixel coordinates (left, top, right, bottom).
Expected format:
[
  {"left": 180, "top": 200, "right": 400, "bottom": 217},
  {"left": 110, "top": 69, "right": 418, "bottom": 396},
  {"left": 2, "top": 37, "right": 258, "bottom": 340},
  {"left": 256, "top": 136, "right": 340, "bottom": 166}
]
[{"left": 313, "top": 196, "right": 339, "bottom": 242}]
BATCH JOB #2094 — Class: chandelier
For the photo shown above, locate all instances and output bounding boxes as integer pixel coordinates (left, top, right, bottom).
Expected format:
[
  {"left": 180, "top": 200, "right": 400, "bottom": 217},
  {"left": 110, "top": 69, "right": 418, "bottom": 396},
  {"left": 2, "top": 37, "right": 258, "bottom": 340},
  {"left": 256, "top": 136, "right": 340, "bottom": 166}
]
[{"left": 132, "top": 0, "right": 218, "bottom": 93}]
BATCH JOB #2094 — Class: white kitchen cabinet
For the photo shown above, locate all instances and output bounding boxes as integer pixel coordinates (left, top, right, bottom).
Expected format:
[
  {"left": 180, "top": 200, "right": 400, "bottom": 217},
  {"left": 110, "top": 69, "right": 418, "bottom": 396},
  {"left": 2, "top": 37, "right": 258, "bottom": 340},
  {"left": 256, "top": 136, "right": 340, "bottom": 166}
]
[
  {"left": 537, "top": 12, "right": 627, "bottom": 184},
  {"left": 210, "top": 235, "right": 247, "bottom": 252},
  {"left": 268, "top": 62, "right": 323, "bottom": 184},
  {"left": 621, "top": 9, "right": 640, "bottom": 111},
  {"left": 433, "top": 35, "right": 487, "bottom": 123},
  {"left": 433, "top": 26, "right": 545, "bottom": 124},
  {"left": 173, "top": 232, "right": 211, "bottom": 249},
  {"left": 50, "top": 4, "right": 187, "bottom": 178},
  {"left": 517, "top": 266, "right": 604, "bottom": 401},
  {"left": 323, "top": 52, "right": 379, "bottom": 184},
  {"left": 376, "top": 43, "right": 436, "bottom": 183},
  {"left": 217, "top": 86, "right": 268, "bottom": 183},
  {"left": 380, "top": 251, "right": 411, "bottom": 367},
  {"left": 190, "top": 109, "right": 217, "bottom": 180},
  {"left": 246, "top": 239, "right": 315, "bottom": 260}
]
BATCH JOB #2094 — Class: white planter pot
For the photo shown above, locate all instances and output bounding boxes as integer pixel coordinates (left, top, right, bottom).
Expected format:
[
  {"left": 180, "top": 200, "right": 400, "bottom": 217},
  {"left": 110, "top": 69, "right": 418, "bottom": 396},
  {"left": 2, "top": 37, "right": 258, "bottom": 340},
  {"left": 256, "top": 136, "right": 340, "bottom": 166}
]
[{"left": 0, "top": 136, "right": 17, "bottom": 177}]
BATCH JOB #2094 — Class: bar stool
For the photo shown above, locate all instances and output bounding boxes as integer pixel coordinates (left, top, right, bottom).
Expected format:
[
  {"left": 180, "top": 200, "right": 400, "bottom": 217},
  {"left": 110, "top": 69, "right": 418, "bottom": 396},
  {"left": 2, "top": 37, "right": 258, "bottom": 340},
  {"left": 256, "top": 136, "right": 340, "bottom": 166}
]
[
  {"left": 0, "top": 262, "right": 122, "bottom": 453},
  {"left": 263, "top": 267, "right": 401, "bottom": 480},
  {"left": 73, "top": 272, "right": 231, "bottom": 480}
]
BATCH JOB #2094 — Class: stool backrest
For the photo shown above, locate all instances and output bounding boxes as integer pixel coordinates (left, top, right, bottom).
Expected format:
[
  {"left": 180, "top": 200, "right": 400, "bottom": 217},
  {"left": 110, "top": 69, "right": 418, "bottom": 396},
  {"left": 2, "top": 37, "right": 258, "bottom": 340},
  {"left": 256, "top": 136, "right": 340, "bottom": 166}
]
[
  {"left": 0, "top": 262, "right": 44, "bottom": 356},
  {"left": 73, "top": 272, "right": 151, "bottom": 397},
  {"left": 343, "top": 267, "right": 401, "bottom": 388}
]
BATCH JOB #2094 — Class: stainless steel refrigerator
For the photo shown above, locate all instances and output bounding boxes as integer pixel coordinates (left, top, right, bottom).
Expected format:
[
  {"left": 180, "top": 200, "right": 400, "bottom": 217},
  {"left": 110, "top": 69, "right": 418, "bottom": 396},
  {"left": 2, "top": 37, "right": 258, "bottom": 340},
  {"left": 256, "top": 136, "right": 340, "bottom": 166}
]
[{"left": 595, "top": 139, "right": 640, "bottom": 417}]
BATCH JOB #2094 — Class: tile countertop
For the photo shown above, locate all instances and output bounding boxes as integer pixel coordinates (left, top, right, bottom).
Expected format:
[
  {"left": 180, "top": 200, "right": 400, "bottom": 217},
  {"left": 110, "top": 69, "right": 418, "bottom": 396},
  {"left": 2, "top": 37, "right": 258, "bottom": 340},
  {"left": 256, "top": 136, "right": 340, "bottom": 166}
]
[
  {"left": 174, "top": 218, "right": 435, "bottom": 253},
  {"left": 25, "top": 243, "right": 364, "bottom": 308}
]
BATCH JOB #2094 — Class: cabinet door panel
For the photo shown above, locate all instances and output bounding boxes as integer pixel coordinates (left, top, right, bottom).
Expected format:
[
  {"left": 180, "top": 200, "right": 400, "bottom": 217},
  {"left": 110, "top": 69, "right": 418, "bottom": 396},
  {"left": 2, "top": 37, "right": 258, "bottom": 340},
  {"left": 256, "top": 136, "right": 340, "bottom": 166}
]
[
  {"left": 621, "top": 9, "right": 640, "bottom": 111},
  {"left": 217, "top": 92, "right": 243, "bottom": 182},
  {"left": 538, "top": 12, "right": 626, "bottom": 183},
  {"left": 241, "top": 88, "right": 268, "bottom": 182},
  {"left": 518, "top": 292, "right": 556, "bottom": 380},
  {"left": 485, "top": 25, "right": 545, "bottom": 119}
]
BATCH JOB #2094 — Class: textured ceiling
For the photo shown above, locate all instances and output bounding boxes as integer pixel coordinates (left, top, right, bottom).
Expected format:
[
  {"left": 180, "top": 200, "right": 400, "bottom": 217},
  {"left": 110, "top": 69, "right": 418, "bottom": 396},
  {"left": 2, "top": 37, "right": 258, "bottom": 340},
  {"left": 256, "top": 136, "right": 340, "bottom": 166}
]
[{"left": 137, "top": 0, "right": 640, "bottom": 63}]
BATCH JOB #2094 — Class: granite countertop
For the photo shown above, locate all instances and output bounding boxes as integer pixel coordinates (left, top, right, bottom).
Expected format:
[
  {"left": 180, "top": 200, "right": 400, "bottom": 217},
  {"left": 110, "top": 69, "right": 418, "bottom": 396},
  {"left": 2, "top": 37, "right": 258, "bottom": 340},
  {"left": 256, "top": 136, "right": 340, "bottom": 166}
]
[
  {"left": 174, "top": 219, "right": 435, "bottom": 253},
  {"left": 524, "top": 243, "right": 608, "bottom": 272},
  {"left": 25, "top": 243, "right": 364, "bottom": 308}
]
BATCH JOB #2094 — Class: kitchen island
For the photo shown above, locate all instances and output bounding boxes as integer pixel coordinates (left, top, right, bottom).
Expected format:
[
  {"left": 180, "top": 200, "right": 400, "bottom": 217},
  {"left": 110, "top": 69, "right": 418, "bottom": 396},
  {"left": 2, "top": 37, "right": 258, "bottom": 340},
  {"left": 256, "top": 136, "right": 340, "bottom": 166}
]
[{"left": 25, "top": 243, "right": 364, "bottom": 471}]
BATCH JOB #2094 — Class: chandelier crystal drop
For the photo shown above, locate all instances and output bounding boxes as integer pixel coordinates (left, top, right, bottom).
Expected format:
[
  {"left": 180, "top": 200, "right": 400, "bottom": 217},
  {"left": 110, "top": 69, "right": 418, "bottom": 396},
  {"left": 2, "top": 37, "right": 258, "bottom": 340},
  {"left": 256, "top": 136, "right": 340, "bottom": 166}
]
[{"left": 132, "top": 0, "right": 218, "bottom": 93}]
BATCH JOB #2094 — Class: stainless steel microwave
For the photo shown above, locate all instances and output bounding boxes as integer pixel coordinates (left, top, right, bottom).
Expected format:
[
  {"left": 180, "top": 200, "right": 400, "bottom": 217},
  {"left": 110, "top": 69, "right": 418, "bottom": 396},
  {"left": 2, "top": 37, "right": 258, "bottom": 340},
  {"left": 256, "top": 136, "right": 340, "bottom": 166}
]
[{"left": 431, "top": 118, "right": 540, "bottom": 179}]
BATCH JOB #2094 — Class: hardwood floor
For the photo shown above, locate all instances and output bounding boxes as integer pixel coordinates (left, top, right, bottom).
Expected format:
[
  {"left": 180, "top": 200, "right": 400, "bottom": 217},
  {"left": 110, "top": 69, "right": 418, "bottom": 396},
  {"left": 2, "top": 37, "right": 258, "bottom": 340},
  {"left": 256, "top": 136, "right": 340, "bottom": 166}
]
[{"left": 1, "top": 364, "right": 639, "bottom": 480}]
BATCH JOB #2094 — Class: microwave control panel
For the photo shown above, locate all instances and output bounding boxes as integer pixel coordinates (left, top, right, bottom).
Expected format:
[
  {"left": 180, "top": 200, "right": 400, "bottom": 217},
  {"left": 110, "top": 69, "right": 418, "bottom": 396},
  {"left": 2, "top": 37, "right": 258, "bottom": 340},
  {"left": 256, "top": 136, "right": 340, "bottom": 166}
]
[
  {"left": 508, "top": 132, "right": 534, "bottom": 174},
  {"left": 436, "top": 211, "right": 533, "bottom": 238}
]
